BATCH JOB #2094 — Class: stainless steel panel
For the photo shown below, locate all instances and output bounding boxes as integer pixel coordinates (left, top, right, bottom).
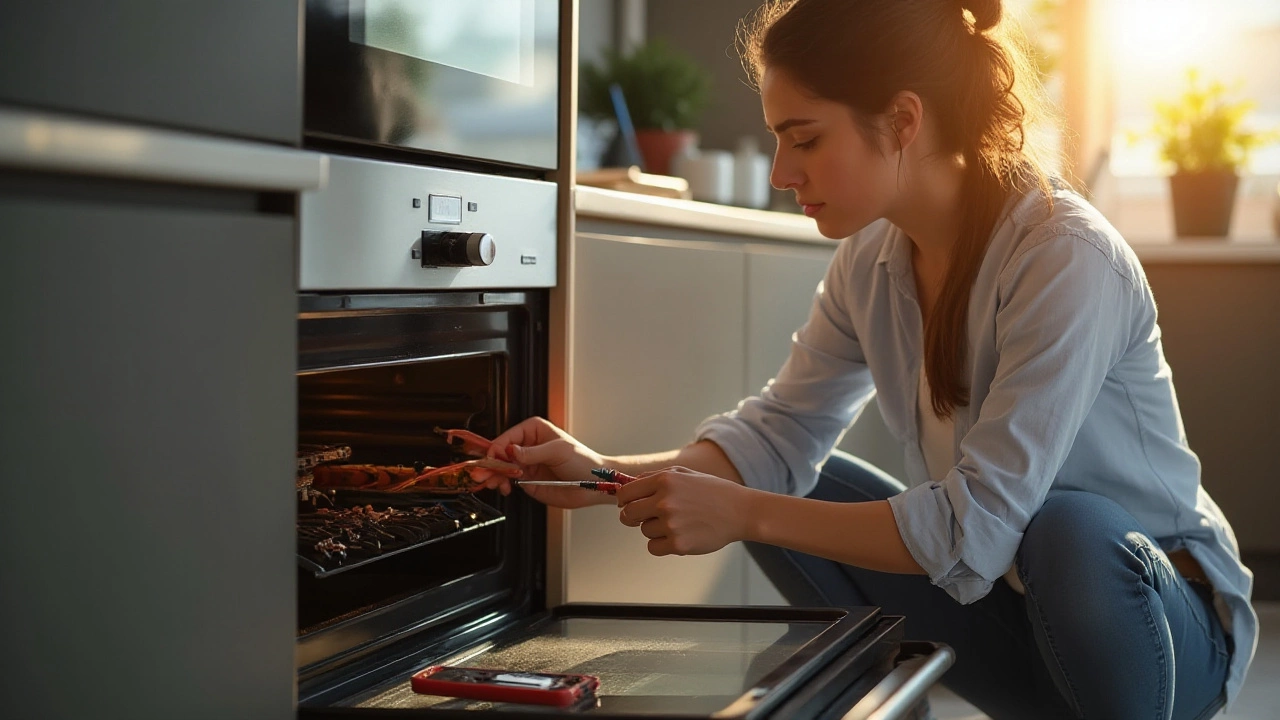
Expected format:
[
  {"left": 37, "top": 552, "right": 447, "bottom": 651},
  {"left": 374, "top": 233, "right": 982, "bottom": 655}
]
[{"left": 300, "top": 155, "right": 557, "bottom": 290}]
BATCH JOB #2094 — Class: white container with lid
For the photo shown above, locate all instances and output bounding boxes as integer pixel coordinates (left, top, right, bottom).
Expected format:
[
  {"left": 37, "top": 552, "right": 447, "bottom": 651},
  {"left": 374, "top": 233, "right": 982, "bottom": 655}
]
[
  {"left": 732, "top": 136, "right": 772, "bottom": 209},
  {"left": 673, "top": 147, "right": 735, "bottom": 205}
]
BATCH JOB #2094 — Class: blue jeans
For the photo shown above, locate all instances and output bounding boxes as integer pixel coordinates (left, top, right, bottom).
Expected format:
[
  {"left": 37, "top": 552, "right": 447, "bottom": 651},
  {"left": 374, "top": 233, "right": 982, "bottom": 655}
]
[{"left": 746, "top": 452, "right": 1231, "bottom": 720}]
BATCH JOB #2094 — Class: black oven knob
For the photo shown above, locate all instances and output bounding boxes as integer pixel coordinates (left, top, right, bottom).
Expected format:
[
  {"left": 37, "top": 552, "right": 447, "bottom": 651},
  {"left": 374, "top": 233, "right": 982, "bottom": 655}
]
[{"left": 420, "top": 231, "right": 496, "bottom": 267}]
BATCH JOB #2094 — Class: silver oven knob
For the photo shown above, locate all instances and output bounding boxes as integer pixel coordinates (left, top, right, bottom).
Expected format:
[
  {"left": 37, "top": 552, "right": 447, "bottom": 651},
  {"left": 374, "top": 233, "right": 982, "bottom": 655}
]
[{"left": 420, "top": 231, "right": 496, "bottom": 267}]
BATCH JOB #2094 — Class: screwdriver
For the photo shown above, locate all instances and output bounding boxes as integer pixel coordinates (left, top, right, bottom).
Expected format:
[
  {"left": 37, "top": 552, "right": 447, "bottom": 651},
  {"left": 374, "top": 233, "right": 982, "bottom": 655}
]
[{"left": 515, "top": 467, "right": 640, "bottom": 495}]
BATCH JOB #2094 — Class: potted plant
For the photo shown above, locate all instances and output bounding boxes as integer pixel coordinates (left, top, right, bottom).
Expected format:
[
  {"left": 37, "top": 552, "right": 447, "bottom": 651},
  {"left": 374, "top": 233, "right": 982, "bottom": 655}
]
[
  {"left": 580, "top": 40, "right": 712, "bottom": 176},
  {"left": 1142, "top": 69, "right": 1278, "bottom": 238}
]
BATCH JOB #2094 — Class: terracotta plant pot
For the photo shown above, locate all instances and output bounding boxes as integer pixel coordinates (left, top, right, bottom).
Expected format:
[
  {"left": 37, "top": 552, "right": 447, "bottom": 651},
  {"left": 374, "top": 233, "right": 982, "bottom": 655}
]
[
  {"left": 1169, "top": 170, "right": 1239, "bottom": 238},
  {"left": 634, "top": 129, "right": 698, "bottom": 176}
]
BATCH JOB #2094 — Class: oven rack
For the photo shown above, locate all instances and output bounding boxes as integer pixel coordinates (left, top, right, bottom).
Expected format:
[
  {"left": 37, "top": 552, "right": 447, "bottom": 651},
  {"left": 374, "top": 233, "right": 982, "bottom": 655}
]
[
  {"left": 297, "top": 443, "right": 353, "bottom": 473},
  {"left": 297, "top": 491, "right": 505, "bottom": 578}
]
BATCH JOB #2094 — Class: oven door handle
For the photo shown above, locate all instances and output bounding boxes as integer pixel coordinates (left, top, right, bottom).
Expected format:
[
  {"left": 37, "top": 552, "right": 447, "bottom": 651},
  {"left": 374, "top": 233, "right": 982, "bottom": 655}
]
[
  {"left": 840, "top": 641, "right": 956, "bottom": 720},
  {"left": 0, "top": 107, "right": 327, "bottom": 191}
]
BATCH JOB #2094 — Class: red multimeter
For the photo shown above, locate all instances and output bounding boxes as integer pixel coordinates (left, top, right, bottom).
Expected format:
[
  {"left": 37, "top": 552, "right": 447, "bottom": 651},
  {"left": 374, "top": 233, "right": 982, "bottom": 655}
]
[{"left": 410, "top": 665, "right": 600, "bottom": 707}]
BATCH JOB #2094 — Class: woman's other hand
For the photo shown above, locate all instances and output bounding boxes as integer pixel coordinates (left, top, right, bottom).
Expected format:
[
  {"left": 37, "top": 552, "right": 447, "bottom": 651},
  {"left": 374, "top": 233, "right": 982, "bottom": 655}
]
[{"left": 615, "top": 467, "right": 753, "bottom": 556}]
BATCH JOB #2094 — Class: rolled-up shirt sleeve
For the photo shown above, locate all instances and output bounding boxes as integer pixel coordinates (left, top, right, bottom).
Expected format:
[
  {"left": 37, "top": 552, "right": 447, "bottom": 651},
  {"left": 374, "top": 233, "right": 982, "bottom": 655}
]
[
  {"left": 888, "top": 230, "right": 1142, "bottom": 603},
  {"left": 696, "top": 237, "right": 878, "bottom": 497}
]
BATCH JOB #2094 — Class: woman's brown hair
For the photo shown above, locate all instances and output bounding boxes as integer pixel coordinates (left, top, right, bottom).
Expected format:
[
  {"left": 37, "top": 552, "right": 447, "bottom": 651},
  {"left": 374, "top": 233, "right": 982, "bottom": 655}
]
[{"left": 740, "top": 0, "right": 1060, "bottom": 419}]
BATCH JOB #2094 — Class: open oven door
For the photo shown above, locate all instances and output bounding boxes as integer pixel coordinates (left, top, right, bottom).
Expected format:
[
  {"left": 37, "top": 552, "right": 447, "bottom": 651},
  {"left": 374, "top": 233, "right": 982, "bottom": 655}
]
[{"left": 297, "top": 603, "right": 951, "bottom": 719}]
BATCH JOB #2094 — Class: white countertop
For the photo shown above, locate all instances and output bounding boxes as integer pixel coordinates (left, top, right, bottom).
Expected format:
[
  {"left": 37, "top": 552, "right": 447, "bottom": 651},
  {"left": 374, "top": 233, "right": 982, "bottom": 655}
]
[
  {"left": 575, "top": 185, "right": 1280, "bottom": 262},
  {"left": 575, "top": 185, "right": 834, "bottom": 246}
]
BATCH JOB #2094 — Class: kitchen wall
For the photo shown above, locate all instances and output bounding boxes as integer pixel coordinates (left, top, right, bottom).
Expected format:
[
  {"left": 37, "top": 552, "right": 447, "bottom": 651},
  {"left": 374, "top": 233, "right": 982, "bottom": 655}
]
[
  {"left": 1143, "top": 261, "right": 1280, "bottom": 596},
  {"left": 644, "top": 0, "right": 793, "bottom": 210},
  {"left": 645, "top": 0, "right": 769, "bottom": 156},
  {"left": 578, "top": 0, "right": 614, "bottom": 67},
  {"left": 578, "top": 1, "right": 784, "bottom": 200}
]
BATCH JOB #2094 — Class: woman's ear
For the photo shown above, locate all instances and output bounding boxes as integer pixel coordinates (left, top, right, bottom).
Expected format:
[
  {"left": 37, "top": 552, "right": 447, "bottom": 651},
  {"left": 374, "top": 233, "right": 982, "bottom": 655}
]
[{"left": 886, "top": 91, "right": 924, "bottom": 152}]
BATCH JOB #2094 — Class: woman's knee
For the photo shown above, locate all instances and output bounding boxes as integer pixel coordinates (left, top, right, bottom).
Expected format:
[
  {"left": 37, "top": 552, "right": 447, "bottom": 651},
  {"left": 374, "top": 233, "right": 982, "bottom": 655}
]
[
  {"left": 1018, "top": 491, "right": 1154, "bottom": 590},
  {"left": 744, "top": 540, "right": 856, "bottom": 607},
  {"left": 810, "top": 450, "right": 905, "bottom": 503},
  {"left": 749, "top": 452, "right": 905, "bottom": 606}
]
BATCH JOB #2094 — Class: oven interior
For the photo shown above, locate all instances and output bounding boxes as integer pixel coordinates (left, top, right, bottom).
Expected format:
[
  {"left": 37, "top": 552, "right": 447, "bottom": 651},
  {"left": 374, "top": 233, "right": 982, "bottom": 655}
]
[{"left": 294, "top": 296, "right": 547, "bottom": 684}]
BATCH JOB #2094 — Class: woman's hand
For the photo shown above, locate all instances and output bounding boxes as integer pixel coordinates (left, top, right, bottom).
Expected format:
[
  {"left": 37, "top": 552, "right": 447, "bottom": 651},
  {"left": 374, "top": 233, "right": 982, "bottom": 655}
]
[
  {"left": 615, "top": 467, "right": 754, "bottom": 556},
  {"left": 476, "top": 416, "right": 610, "bottom": 509}
]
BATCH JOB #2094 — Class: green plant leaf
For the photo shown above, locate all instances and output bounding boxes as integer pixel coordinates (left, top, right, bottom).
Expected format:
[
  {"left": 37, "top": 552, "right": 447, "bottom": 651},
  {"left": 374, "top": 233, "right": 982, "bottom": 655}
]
[
  {"left": 1141, "top": 68, "right": 1278, "bottom": 173},
  {"left": 578, "top": 40, "right": 712, "bottom": 131}
]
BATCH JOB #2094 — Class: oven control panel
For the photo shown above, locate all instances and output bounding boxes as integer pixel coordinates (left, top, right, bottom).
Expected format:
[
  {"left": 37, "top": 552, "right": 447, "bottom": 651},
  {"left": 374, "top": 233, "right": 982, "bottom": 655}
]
[{"left": 300, "top": 155, "right": 557, "bottom": 290}]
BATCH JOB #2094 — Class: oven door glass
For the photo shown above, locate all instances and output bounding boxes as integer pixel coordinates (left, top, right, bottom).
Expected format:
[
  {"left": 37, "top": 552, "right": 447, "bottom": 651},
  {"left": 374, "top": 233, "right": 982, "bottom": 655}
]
[
  {"left": 321, "top": 605, "right": 891, "bottom": 718},
  {"left": 306, "top": 0, "right": 560, "bottom": 170}
]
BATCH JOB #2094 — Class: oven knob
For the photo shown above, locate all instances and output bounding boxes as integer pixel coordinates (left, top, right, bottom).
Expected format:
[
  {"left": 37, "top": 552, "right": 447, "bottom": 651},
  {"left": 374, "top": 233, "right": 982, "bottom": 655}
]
[{"left": 420, "top": 231, "right": 496, "bottom": 267}]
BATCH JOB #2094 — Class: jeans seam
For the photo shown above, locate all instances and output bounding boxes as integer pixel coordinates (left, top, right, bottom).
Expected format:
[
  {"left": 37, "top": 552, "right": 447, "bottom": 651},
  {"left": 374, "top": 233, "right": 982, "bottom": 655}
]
[
  {"left": 1134, "top": 548, "right": 1170, "bottom": 720},
  {"left": 1019, "top": 563, "right": 1087, "bottom": 718}
]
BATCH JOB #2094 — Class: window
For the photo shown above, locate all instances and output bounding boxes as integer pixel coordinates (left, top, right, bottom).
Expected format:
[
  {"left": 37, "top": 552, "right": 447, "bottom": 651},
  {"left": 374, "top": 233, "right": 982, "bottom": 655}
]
[{"left": 1091, "top": 0, "right": 1280, "bottom": 238}]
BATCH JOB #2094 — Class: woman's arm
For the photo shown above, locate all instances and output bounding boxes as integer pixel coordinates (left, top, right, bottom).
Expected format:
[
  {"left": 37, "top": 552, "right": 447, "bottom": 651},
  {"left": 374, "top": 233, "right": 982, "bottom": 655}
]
[
  {"left": 615, "top": 466, "right": 923, "bottom": 574},
  {"left": 745, "top": 490, "right": 924, "bottom": 573},
  {"left": 608, "top": 440, "right": 744, "bottom": 485}
]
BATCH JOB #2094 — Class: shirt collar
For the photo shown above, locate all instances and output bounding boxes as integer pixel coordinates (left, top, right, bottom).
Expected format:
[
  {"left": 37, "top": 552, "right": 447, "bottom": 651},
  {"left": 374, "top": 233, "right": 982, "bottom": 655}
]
[{"left": 876, "top": 223, "right": 914, "bottom": 285}]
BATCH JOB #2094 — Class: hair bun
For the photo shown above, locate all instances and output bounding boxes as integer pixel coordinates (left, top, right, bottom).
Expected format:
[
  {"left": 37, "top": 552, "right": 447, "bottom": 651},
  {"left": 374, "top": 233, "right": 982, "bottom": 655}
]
[{"left": 960, "top": 0, "right": 1001, "bottom": 32}]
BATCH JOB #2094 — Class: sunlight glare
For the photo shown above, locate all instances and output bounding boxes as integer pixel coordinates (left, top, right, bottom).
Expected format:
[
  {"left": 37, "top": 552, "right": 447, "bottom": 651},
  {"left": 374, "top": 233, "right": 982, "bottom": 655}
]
[{"left": 1108, "top": 0, "right": 1226, "bottom": 70}]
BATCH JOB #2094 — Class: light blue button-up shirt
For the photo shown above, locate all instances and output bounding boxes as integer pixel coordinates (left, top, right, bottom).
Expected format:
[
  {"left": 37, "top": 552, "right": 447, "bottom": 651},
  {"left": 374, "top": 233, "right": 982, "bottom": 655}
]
[{"left": 695, "top": 186, "right": 1257, "bottom": 704}]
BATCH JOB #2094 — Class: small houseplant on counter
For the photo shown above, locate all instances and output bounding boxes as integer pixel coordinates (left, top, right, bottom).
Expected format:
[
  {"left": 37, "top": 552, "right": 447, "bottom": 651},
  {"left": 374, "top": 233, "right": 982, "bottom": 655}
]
[
  {"left": 580, "top": 40, "right": 711, "bottom": 176},
  {"left": 1140, "top": 69, "right": 1278, "bottom": 238}
]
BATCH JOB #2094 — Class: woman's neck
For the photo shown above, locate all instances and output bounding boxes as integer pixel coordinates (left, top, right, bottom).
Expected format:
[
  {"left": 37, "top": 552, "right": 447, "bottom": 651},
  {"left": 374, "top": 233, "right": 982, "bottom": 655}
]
[{"left": 886, "top": 152, "right": 967, "bottom": 265}]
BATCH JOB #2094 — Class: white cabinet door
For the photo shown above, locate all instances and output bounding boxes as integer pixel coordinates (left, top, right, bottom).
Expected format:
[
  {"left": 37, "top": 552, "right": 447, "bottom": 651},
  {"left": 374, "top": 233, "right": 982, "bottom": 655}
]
[
  {"left": 742, "top": 243, "right": 834, "bottom": 605},
  {"left": 742, "top": 243, "right": 907, "bottom": 605},
  {"left": 568, "top": 232, "right": 749, "bottom": 605},
  {"left": 745, "top": 243, "right": 905, "bottom": 481}
]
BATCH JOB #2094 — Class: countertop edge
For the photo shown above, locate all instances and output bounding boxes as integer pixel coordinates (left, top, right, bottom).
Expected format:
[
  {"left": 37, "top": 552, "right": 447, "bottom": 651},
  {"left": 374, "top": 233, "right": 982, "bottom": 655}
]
[{"left": 574, "top": 185, "right": 836, "bottom": 246}]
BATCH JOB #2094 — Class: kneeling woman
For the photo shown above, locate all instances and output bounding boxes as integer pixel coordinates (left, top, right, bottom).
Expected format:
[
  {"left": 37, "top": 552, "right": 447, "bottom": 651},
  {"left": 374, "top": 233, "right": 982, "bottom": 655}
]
[{"left": 481, "top": 1, "right": 1256, "bottom": 717}]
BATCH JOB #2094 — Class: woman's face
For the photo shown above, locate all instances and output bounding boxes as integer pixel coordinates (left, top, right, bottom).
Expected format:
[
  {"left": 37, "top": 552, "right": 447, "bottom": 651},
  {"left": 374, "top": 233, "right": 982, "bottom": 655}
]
[{"left": 761, "top": 68, "right": 899, "bottom": 239}]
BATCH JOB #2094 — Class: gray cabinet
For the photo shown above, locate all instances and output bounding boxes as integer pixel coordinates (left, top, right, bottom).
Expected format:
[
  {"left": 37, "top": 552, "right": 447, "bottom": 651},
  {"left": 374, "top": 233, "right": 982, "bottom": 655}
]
[
  {"left": 0, "top": 1, "right": 301, "bottom": 144},
  {"left": 0, "top": 185, "right": 298, "bottom": 719}
]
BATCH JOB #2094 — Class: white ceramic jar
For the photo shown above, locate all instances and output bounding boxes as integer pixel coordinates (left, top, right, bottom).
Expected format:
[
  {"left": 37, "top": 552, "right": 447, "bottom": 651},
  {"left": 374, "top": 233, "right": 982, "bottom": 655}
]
[
  {"left": 672, "top": 148, "right": 735, "bottom": 205},
  {"left": 732, "top": 136, "right": 772, "bottom": 209}
]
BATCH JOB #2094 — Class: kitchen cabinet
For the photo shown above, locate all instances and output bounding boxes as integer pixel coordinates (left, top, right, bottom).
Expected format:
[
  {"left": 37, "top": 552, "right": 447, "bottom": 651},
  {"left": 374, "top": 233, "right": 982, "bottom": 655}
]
[
  {"left": 0, "top": 185, "right": 298, "bottom": 719},
  {"left": 0, "top": 1, "right": 301, "bottom": 144},
  {"left": 568, "top": 214, "right": 905, "bottom": 607},
  {"left": 744, "top": 243, "right": 906, "bottom": 481},
  {"left": 0, "top": 93, "right": 323, "bottom": 718},
  {"left": 568, "top": 231, "right": 751, "bottom": 605}
]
